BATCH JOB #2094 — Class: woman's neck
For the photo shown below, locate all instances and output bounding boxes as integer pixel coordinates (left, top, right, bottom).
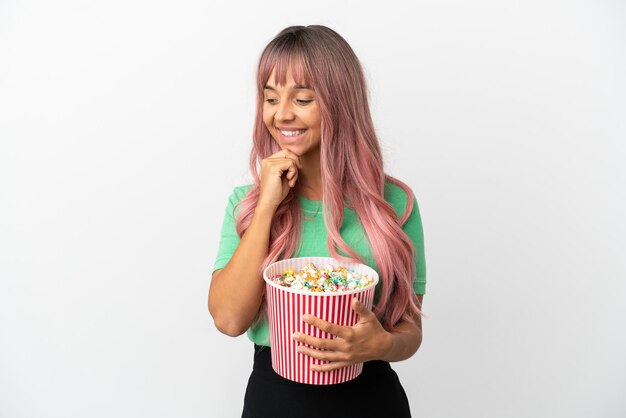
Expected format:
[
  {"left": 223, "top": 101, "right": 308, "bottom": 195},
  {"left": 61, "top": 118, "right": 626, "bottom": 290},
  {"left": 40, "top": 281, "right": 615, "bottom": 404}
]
[{"left": 296, "top": 152, "right": 323, "bottom": 200}]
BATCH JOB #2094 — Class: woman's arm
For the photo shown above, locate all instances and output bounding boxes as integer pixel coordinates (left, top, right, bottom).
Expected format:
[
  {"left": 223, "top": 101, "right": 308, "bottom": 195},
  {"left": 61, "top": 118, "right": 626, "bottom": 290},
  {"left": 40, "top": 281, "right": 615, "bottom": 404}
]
[
  {"left": 379, "top": 294, "right": 423, "bottom": 362},
  {"left": 208, "top": 149, "right": 303, "bottom": 337},
  {"left": 208, "top": 205, "right": 275, "bottom": 337}
]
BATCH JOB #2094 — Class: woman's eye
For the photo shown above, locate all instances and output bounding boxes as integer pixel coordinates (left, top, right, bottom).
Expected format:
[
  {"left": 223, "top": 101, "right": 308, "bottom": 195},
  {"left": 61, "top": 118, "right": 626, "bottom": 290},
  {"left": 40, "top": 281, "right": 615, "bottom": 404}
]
[
  {"left": 296, "top": 99, "right": 313, "bottom": 105},
  {"left": 265, "top": 98, "right": 278, "bottom": 104}
]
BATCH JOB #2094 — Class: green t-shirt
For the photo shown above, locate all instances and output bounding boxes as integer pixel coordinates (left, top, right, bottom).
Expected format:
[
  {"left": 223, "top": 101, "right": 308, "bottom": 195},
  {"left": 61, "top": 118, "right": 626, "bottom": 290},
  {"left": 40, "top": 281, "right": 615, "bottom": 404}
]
[{"left": 212, "top": 181, "right": 427, "bottom": 346}]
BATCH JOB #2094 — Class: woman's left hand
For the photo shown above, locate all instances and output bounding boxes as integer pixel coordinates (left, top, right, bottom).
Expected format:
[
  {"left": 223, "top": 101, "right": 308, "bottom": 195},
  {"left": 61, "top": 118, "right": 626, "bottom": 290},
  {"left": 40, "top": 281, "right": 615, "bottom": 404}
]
[{"left": 292, "top": 298, "right": 392, "bottom": 372}]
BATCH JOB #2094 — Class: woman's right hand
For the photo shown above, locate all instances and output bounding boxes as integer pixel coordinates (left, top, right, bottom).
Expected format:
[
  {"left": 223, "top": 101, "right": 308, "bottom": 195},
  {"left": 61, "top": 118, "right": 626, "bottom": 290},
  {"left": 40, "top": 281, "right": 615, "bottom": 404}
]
[{"left": 258, "top": 149, "right": 303, "bottom": 211}]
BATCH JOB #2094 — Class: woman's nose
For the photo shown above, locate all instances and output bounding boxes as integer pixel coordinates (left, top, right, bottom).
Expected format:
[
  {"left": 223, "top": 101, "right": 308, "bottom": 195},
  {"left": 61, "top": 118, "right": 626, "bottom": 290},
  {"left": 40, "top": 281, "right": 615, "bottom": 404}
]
[{"left": 275, "top": 101, "right": 295, "bottom": 121}]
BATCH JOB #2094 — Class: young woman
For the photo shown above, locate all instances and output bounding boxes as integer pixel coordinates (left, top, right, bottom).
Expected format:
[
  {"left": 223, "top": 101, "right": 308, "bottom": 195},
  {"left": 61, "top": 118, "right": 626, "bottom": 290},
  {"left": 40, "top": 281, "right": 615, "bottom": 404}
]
[{"left": 209, "top": 25, "right": 427, "bottom": 418}]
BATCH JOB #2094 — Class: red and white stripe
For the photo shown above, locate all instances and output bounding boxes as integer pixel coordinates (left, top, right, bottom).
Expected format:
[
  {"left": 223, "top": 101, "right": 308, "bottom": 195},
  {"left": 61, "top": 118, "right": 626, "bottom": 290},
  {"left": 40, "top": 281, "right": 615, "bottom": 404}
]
[{"left": 264, "top": 257, "right": 378, "bottom": 385}]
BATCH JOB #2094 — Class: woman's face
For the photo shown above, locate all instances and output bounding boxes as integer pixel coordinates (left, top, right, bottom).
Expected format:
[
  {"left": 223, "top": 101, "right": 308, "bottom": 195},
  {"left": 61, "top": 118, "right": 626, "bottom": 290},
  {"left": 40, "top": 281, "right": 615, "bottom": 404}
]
[{"left": 262, "top": 69, "right": 322, "bottom": 158}]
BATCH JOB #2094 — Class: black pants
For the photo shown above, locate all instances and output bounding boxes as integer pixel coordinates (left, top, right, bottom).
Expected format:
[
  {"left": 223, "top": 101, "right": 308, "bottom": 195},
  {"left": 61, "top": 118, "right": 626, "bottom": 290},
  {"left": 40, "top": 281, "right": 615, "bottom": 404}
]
[{"left": 241, "top": 344, "right": 412, "bottom": 418}]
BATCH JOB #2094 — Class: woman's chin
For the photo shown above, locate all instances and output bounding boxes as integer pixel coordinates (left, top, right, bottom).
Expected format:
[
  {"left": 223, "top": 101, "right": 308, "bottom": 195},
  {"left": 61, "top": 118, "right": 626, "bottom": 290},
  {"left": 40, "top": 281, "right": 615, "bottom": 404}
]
[{"left": 279, "top": 144, "right": 304, "bottom": 156}]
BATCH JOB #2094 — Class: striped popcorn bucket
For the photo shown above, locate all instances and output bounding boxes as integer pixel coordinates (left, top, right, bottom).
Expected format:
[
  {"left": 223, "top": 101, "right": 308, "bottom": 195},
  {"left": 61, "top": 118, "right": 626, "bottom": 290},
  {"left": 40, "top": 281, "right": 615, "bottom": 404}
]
[{"left": 263, "top": 256, "right": 379, "bottom": 385}]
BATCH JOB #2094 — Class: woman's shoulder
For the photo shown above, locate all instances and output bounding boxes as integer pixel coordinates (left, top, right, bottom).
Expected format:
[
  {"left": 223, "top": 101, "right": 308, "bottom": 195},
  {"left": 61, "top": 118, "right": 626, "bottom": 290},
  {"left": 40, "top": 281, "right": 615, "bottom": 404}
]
[
  {"left": 225, "top": 184, "right": 254, "bottom": 206},
  {"left": 233, "top": 183, "right": 254, "bottom": 196},
  {"left": 384, "top": 178, "right": 414, "bottom": 216}
]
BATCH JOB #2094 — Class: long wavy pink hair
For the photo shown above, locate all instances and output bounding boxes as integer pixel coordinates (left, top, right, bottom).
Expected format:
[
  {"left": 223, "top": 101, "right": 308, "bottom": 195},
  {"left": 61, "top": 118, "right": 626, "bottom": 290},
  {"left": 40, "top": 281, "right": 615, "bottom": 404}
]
[{"left": 235, "top": 25, "right": 421, "bottom": 330}]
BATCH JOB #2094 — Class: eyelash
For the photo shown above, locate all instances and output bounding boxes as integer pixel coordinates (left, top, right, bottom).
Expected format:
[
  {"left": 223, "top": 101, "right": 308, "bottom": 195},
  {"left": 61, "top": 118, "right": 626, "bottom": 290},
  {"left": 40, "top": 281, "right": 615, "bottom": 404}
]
[{"left": 264, "top": 98, "right": 313, "bottom": 105}]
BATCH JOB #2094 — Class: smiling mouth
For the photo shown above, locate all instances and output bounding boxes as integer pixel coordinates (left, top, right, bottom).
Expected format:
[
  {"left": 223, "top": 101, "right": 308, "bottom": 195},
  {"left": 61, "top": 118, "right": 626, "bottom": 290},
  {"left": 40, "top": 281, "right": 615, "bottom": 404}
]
[{"left": 279, "top": 129, "right": 307, "bottom": 137}]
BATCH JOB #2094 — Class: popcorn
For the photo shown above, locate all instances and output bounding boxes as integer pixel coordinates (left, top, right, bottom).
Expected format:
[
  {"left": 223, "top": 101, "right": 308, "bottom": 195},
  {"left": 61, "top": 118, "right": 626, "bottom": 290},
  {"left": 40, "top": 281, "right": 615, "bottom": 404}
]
[
  {"left": 269, "top": 262, "right": 374, "bottom": 292},
  {"left": 263, "top": 256, "right": 380, "bottom": 384}
]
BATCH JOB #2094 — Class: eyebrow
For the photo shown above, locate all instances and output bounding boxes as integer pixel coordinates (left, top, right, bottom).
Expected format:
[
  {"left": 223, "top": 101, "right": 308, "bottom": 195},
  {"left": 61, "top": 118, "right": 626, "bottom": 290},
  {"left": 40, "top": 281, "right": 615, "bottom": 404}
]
[{"left": 264, "top": 83, "right": 312, "bottom": 91}]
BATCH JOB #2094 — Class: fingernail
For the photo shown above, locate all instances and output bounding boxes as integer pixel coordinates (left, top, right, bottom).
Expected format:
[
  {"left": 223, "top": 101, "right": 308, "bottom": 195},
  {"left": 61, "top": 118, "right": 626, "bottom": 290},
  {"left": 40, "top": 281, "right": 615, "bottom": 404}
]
[
  {"left": 302, "top": 314, "right": 310, "bottom": 321},
  {"left": 292, "top": 332, "right": 300, "bottom": 339}
]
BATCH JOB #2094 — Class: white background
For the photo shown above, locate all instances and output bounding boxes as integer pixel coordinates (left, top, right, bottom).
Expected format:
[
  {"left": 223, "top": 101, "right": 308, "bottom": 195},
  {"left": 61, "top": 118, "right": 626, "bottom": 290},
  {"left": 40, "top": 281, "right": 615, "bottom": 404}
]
[{"left": 1, "top": 1, "right": 625, "bottom": 417}]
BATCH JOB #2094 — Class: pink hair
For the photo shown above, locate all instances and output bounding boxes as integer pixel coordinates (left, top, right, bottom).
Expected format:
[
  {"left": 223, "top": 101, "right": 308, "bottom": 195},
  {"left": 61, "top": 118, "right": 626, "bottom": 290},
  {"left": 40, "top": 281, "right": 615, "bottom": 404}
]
[{"left": 235, "top": 25, "right": 421, "bottom": 330}]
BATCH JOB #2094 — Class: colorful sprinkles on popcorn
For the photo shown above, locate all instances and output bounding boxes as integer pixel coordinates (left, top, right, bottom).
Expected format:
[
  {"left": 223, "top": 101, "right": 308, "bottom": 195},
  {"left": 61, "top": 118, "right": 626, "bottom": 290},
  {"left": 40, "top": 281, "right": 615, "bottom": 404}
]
[{"left": 269, "top": 262, "right": 374, "bottom": 292}]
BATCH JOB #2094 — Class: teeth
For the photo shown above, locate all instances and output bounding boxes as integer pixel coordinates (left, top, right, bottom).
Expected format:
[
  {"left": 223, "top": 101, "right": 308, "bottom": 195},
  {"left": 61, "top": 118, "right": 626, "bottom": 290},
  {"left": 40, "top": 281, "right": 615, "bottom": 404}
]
[{"left": 280, "top": 129, "right": 306, "bottom": 137}]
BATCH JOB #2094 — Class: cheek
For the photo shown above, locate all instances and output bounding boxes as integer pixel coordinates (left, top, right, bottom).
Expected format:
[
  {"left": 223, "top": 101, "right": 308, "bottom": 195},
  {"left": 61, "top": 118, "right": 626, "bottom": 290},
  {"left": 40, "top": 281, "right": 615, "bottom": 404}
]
[
  {"left": 262, "top": 111, "right": 273, "bottom": 128},
  {"left": 308, "top": 108, "right": 322, "bottom": 131},
  {"left": 262, "top": 110, "right": 279, "bottom": 140},
  {"left": 311, "top": 116, "right": 322, "bottom": 132}
]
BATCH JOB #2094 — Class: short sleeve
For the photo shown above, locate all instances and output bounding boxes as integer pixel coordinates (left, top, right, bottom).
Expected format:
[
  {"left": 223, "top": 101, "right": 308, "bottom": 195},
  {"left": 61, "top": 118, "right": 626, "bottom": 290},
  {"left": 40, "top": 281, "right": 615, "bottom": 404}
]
[
  {"left": 403, "top": 196, "right": 427, "bottom": 295},
  {"left": 211, "top": 185, "right": 251, "bottom": 275},
  {"left": 385, "top": 182, "right": 427, "bottom": 295}
]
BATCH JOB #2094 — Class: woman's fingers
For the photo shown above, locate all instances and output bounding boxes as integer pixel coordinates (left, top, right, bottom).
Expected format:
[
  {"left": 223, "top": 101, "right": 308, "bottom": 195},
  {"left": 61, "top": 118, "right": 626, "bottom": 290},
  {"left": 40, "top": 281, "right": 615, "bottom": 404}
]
[
  {"left": 296, "top": 345, "right": 347, "bottom": 363},
  {"left": 268, "top": 149, "right": 302, "bottom": 169},
  {"left": 267, "top": 151, "right": 299, "bottom": 188},
  {"left": 279, "top": 149, "right": 303, "bottom": 169},
  {"left": 287, "top": 170, "right": 297, "bottom": 187},
  {"left": 301, "top": 314, "right": 352, "bottom": 339},
  {"left": 310, "top": 361, "right": 350, "bottom": 373},
  {"left": 292, "top": 307, "right": 392, "bottom": 369},
  {"left": 286, "top": 162, "right": 298, "bottom": 187},
  {"left": 292, "top": 332, "right": 341, "bottom": 351},
  {"left": 257, "top": 150, "right": 301, "bottom": 208},
  {"left": 272, "top": 159, "right": 297, "bottom": 185}
]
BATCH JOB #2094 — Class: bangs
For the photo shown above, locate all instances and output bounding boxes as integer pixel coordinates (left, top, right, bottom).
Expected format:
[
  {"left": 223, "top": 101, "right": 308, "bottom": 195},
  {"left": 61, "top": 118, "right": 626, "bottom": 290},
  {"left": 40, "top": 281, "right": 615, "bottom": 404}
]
[{"left": 258, "top": 40, "right": 313, "bottom": 89}]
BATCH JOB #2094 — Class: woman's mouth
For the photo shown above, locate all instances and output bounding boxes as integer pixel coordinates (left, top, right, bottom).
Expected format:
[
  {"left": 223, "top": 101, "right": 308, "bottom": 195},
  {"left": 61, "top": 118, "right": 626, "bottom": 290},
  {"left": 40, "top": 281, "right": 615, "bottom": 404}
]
[
  {"left": 279, "top": 129, "right": 307, "bottom": 137},
  {"left": 277, "top": 128, "right": 308, "bottom": 143}
]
